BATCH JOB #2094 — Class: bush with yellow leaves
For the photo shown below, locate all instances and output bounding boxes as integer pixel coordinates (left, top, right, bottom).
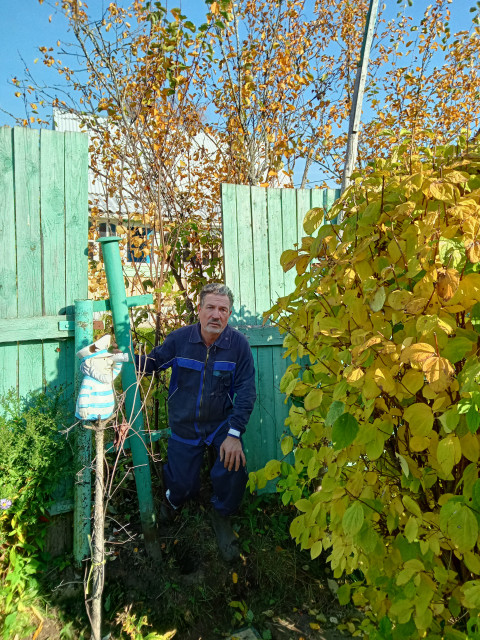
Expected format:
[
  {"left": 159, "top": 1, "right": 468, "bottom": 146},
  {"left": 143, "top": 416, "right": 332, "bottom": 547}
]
[{"left": 249, "top": 133, "right": 480, "bottom": 639}]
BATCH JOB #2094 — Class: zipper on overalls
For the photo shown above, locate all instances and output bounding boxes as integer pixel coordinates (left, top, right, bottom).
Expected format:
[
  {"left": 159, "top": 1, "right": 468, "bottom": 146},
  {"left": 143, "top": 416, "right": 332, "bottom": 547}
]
[{"left": 198, "top": 346, "right": 211, "bottom": 422}]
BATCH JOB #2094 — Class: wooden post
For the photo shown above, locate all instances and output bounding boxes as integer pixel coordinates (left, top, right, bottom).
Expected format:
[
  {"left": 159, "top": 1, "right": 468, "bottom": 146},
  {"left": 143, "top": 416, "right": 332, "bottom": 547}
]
[
  {"left": 73, "top": 299, "right": 93, "bottom": 566},
  {"left": 341, "top": 0, "right": 379, "bottom": 193},
  {"left": 97, "top": 237, "right": 160, "bottom": 560},
  {"left": 90, "top": 417, "right": 105, "bottom": 640}
]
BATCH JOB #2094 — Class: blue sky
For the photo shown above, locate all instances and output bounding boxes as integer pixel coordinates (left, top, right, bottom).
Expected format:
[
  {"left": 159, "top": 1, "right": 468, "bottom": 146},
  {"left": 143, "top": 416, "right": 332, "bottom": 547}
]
[
  {"left": 1, "top": 1, "right": 475, "bottom": 127},
  {"left": 0, "top": 1, "right": 212, "bottom": 126}
]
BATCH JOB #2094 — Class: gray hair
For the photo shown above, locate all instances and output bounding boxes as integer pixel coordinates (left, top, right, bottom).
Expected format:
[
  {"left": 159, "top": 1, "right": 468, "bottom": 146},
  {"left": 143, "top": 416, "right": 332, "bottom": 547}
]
[{"left": 199, "top": 283, "right": 234, "bottom": 310}]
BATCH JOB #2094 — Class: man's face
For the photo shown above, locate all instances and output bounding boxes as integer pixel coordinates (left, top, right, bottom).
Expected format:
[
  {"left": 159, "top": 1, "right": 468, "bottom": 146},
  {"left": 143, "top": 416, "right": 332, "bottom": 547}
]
[{"left": 198, "top": 293, "right": 232, "bottom": 343}]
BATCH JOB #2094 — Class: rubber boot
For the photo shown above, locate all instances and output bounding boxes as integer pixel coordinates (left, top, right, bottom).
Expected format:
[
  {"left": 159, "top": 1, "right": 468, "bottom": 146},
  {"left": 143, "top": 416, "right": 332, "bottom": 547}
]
[{"left": 210, "top": 509, "right": 240, "bottom": 562}]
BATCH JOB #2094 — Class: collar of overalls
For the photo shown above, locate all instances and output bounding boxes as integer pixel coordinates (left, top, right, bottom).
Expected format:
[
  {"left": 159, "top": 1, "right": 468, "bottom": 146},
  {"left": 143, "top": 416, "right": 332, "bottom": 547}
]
[{"left": 189, "top": 322, "right": 232, "bottom": 349}]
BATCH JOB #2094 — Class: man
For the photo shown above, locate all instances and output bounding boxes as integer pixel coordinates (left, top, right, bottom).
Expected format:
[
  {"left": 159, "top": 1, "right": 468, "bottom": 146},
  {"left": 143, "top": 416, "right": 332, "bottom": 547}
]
[{"left": 136, "top": 283, "right": 256, "bottom": 561}]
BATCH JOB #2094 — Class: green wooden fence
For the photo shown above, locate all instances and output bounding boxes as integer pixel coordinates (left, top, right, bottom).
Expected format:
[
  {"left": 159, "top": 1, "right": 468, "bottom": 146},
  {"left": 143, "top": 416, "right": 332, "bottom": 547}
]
[
  {"left": 0, "top": 127, "right": 89, "bottom": 407},
  {"left": 221, "top": 184, "right": 340, "bottom": 472}
]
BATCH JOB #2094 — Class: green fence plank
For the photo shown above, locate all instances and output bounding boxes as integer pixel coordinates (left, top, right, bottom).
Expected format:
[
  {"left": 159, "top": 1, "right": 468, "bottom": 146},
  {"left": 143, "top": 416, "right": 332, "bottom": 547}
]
[
  {"left": 0, "top": 316, "right": 74, "bottom": 343},
  {"left": 266, "top": 189, "right": 284, "bottom": 302},
  {"left": 18, "top": 343, "right": 44, "bottom": 398},
  {"left": 65, "top": 132, "right": 89, "bottom": 305},
  {"left": 43, "top": 339, "right": 61, "bottom": 390},
  {"left": 271, "top": 344, "right": 290, "bottom": 459},
  {"left": 324, "top": 188, "right": 340, "bottom": 221},
  {"left": 310, "top": 188, "right": 324, "bottom": 209},
  {"left": 0, "top": 344, "right": 17, "bottom": 398},
  {"left": 250, "top": 187, "right": 270, "bottom": 323},
  {"left": 41, "top": 130, "right": 66, "bottom": 315},
  {"left": 221, "top": 184, "right": 241, "bottom": 312},
  {"left": 296, "top": 188, "right": 312, "bottom": 246},
  {"left": 14, "top": 128, "right": 42, "bottom": 317},
  {"left": 0, "top": 128, "right": 16, "bottom": 321},
  {"left": 256, "top": 344, "right": 278, "bottom": 465},
  {"left": 244, "top": 347, "right": 262, "bottom": 471},
  {"left": 14, "top": 128, "right": 43, "bottom": 397},
  {"left": 236, "top": 325, "right": 283, "bottom": 347},
  {"left": 0, "top": 129, "right": 17, "bottom": 399},
  {"left": 65, "top": 337, "right": 75, "bottom": 415},
  {"left": 235, "top": 185, "right": 256, "bottom": 323},
  {"left": 220, "top": 186, "right": 339, "bottom": 481}
]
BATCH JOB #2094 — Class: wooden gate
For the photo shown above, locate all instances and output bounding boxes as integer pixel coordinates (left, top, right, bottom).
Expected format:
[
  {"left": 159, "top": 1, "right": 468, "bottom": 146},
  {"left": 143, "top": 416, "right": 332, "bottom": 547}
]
[
  {"left": 221, "top": 184, "right": 340, "bottom": 472},
  {"left": 0, "top": 127, "right": 88, "bottom": 408}
]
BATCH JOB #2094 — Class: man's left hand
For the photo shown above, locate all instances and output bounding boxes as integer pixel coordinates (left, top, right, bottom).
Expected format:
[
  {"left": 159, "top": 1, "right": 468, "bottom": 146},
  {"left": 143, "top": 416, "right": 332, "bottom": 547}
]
[{"left": 220, "top": 435, "right": 246, "bottom": 472}]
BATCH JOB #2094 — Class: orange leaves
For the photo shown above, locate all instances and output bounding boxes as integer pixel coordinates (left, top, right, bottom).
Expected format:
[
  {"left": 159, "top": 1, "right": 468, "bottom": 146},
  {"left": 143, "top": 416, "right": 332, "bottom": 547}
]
[{"left": 436, "top": 269, "right": 459, "bottom": 301}]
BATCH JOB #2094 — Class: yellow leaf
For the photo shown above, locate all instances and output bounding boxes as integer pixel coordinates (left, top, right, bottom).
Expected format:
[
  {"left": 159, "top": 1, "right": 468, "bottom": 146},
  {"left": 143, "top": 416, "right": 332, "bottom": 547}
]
[
  {"left": 280, "top": 249, "right": 298, "bottom": 272},
  {"left": 405, "top": 297, "right": 428, "bottom": 314},
  {"left": 310, "top": 622, "right": 321, "bottom": 630},
  {"left": 303, "top": 207, "right": 324, "bottom": 235},
  {"left": 423, "top": 356, "right": 454, "bottom": 392},
  {"left": 437, "top": 435, "right": 461, "bottom": 476},
  {"left": 404, "top": 403, "right": 434, "bottom": 437},
  {"left": 388, "top": 290, "right": 412, "bottom": 310},
  {"left": 373, "top": 367, "right": 396, "bottom": 394},
  {"left": 410, "top": 435, "right": 430, "bottom": 452},
  {"left": 460, "top": 433, "right": 479, "bottom": 462},
  {"left": 281, "top": 435, "right": 294, "bottom": 456},
  {"left": 401, "top": 370, "right": 424, "bottom": 395},
  {"left": 232, "top": 572, "right": 238, "bottom": 584},
  {"left": 428, "top": 181, "right": 458, "bottom": 203},
  {"left": 346, "top": 367, "right": 364, "bottom": 384},
  {"left": 310, "top": 540, "right": 323, "bottom": 559},
  {"left": 401, "top": 343, "right": 435, "bottom": 367},
  {"left": 295, "top": 254, "right": 311, "bottom": 275},
  {"left": 304, "top": 388, "right": 323, "bottom": 411},
  {"left": 355, "top": 336, "right": 382, "bottom": 355}
]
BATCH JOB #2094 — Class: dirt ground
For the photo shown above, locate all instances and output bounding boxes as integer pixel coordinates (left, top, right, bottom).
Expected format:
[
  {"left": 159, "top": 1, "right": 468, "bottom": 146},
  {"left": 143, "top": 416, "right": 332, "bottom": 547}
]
[{"left": 37, "top": 463, "right": 359, "bottom": 640}]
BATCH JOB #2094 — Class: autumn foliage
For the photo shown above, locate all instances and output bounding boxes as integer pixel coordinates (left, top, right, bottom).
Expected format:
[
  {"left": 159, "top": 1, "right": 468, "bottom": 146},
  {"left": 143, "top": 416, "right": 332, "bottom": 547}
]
[{"left": 250, "top": 134, "right": 480, "bottom": 638}]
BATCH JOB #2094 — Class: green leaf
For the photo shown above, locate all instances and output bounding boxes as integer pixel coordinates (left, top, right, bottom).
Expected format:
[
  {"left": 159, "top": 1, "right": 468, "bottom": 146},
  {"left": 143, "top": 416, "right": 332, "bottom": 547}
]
[
  {"left": 441, "top": 336, "right": 475, "bottom": 363},
  {"left": 439, "top": 236, "right": 466, "bottom": 270},
  {"left": 462, "top": 581, "right": 480, "bottom": 608},
  {"left": 369, "top": 286, "right": 386, "bottom": 312},
  {"left": 342, "top": 501, "right": 364, "bottom": 536},
  {"left": 466, "top": 405, "right": 480, "bottom": 433},
  {"left": 337, "top": 583, "right": 351, "bottom": 606},
  {"left": 438, "top": 407, "right": 460, "bottom": 433},
  {"left": 325, "top": 401, "right": 344, "bottom": 426},
  {"left": 332, "top": 413, "right": 359, "bottom": 450},
  {"left": 471, "top": 302, "right": 480, "bottom": 333},
  {"left": 447, "top": 504, "right": 478, "bottom": 552}
]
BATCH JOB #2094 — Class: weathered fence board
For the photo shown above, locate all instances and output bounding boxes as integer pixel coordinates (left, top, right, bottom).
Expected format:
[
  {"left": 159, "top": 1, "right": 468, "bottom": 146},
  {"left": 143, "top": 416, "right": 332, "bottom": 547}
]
[
  {"left": 0, "top": 127, "right": 88, "bottom": 407},
  {"left": 221, "top": 184, "right": 340, "bottom": 473}
]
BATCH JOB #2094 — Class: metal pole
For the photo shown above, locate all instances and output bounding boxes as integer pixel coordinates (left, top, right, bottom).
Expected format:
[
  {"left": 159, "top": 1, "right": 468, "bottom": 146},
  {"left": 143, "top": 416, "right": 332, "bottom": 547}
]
[
  {"left": 73, "top": 299, "right": 93, "bottom": 566},
  {"left": 97, "top": 237, "right": 159, "bottom": 558}
]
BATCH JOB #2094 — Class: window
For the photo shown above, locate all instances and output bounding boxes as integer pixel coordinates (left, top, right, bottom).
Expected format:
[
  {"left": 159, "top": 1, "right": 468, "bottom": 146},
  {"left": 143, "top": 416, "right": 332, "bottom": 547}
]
[{"left": 127, "top": 227, "right": 152, "bottom": 264}]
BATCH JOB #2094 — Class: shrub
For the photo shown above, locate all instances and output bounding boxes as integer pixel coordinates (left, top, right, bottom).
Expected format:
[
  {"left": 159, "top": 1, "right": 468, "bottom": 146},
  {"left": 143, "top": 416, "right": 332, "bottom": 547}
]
[
  {"left": 249, "top": 134, "right": 480, "bottom": 639},
  {"left": 0, "top": 391, "right": 72, "bottom": 638}
]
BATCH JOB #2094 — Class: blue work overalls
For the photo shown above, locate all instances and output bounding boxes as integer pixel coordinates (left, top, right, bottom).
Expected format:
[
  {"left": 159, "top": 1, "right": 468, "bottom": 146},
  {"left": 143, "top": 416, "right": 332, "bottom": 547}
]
[{"left": 136, "top": 323, "right": 256, "bottom": 515}]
